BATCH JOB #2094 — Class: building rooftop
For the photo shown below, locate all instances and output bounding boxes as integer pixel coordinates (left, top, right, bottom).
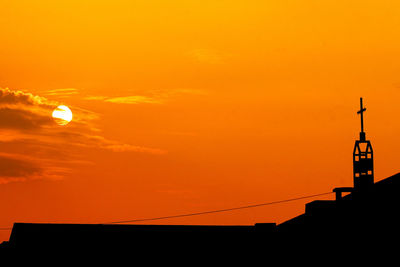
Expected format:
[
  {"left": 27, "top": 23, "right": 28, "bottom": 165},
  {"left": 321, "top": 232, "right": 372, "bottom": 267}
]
[{"left": 1, "top": 172, "right": 399, "bottom": 253}]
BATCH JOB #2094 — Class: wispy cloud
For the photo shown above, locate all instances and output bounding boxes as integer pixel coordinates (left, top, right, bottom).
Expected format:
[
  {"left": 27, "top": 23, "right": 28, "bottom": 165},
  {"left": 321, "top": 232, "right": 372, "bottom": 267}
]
[
  {"left": 41, "top": 88, "right": 79, "bottom": 96},
  {"left": 0, "top": 107, "right": 53, "bottom": 130},
  {"left": 0, "top": 88, "right": 166, "bottom": 184},
  {"left": 84, "top": 88, "right": 206, "bottom": 105},
  {"left": 0, "top": 152, "right": 74, "bottom": 184},
  {"left": 0, "top": 88, "right": 57, "bottom": 130},
  {"left": 0, "top": 153, "right": 42, "bottom": 184},
  {"left": 0, "top": 87, "right": 56, "bottom": 109},
  {"left": 188, "top": 48, "right": 225, "bottom": 64},
  {"left": 0, "top": 88, "right": 96, "bottom": 130},
  {"left": 91, "top": 136, "right": 166, "bottom": 154},
  {"left": 105, "top": 95, "right": 161, "bottom": 104},
  {"left": 83, "top": 95, "right": 161, "bottom": 104}
]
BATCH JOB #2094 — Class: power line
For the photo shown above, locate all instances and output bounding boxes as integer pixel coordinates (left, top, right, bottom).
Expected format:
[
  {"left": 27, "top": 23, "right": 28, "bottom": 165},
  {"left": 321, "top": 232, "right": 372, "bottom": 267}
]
[
  {"left": 0, "top": 192, "right": 334, "bottom": 229},
  {"left": 105, "top": 191, "right": 334, "bottom": 224}
]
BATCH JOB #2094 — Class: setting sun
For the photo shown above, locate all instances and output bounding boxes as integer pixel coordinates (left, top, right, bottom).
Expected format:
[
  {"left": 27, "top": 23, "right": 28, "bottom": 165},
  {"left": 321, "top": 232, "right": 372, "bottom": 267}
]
[{"left": 52, "top": 105, "right": 73, "bottom": 126}]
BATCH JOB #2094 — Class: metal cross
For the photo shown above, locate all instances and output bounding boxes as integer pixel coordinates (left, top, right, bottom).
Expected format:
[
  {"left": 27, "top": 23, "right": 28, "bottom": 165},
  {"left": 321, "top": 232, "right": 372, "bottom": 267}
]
[{"left": 357, "top": 97, "right": 366, "bottom": 133}]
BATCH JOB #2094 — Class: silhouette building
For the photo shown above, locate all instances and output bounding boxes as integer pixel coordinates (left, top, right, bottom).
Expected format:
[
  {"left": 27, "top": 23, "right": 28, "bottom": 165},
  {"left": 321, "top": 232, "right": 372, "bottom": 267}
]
[
  {"left": 278, "top": 98, "right": 400, "bottom": 244},
  {"left": 1, "top": 97, "right": 399, "bottom": 253}
]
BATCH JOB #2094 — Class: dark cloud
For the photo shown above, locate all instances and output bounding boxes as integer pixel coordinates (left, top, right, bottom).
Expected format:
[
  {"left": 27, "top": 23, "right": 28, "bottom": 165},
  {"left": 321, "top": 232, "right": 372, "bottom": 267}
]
[
  {"left": 0, "top": 87, "right": 56, "bottom": 109},
  {"left": 0, "top": 87, "right": 166, "bottom": 184},
  {"left": 0, "top": 88, "right": 166, "bottom": 155},
  {"left": 0, "top": 152, "right": 74, "bottom": 184},
  {"left": 0, "top": 154, "right": 42, "bottom": 179},
  {"left": 0, "top": 107, "right": 53, "bottom": 130},
  {"left": 0, "top": 88, "right": 56, "bottom": 130}
]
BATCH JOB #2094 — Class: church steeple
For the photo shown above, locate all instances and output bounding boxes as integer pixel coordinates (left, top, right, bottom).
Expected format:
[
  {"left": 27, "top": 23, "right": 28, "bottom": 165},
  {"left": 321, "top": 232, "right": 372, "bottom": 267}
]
[{"left": 353, "top": 97, "right": 374, "bottom": 191}]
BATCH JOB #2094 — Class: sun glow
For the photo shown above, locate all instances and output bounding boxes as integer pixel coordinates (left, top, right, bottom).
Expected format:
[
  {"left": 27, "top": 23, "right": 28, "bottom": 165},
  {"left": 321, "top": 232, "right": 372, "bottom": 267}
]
[{"left": 52, "top": 105, "right": 73, "bottom": 126}]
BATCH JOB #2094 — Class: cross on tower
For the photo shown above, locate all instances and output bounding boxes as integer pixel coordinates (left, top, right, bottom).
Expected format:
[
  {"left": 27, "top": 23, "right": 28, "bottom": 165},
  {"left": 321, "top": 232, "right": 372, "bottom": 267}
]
[
  {"left": 334, "top": 97, "right": 374, "bottom": 197},
  {"left": 357, "top": 97, "right": 367, "bottom": 141},
  {"left": 353, "top": 97, "right": 374, "bottom": 190}
]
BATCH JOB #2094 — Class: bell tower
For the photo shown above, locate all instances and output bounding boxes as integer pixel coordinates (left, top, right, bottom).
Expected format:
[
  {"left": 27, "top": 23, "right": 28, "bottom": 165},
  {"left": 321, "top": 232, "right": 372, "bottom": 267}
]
[{"left": 353, "top": 97, "right": 374, "bottom": 191}]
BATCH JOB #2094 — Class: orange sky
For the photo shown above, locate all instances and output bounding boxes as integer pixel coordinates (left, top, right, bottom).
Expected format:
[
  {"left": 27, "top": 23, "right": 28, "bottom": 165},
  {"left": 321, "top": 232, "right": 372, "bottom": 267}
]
[{"left": 1, "top": 0, "right": 400, "bottom": 242}]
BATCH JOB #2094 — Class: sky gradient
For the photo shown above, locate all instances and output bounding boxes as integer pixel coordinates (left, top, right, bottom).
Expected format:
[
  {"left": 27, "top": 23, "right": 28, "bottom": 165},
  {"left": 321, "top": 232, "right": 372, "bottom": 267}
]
[{"left": 1, "top": 0, "right": 400, "bottom": 242}]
